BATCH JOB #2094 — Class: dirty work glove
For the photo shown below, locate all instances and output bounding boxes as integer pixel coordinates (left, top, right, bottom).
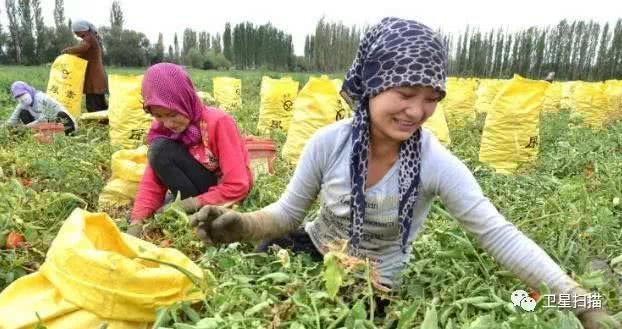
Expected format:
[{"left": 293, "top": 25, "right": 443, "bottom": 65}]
[
  {"left": 578, "top": 310, "right": 621, "bottom": 329},
  {"left": 571, "top": 287, "right": 621, "bottom": 329},
  {"left": 126, "top": 222, "right": 144, "bottom": 238},
  {"left": 157, "top": 197, "right": 201, "bottom": 215},
  {"left": 177, "top": 197, "right": 201, "bottom": 213},
  {"left": 189, "top": 206, "right": 293, "bottom": 245}
]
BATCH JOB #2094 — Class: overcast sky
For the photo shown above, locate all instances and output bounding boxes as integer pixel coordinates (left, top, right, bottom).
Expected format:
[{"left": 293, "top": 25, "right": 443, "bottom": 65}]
[{"left": 2, "top": 0, "right": 621, "bottom": 55}]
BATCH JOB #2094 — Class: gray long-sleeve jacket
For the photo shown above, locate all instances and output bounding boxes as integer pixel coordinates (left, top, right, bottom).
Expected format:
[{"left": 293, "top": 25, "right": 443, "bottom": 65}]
[{"left": 6, "top": 92, "right": 77, "bottom": 130}]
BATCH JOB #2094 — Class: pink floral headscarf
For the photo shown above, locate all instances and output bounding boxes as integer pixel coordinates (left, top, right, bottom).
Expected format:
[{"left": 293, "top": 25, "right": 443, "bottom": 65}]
[{"left": 143, "top": 63, "right": 205, "bottom": 146}]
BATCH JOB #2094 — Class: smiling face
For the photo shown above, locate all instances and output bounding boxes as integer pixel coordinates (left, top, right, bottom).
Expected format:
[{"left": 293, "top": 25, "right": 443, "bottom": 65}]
[
  {"left": 368, "top": 85, "right": 441, "bottom": 144},
  {"left": 149, "top": 106, "right": 191, "bottom": 134}
]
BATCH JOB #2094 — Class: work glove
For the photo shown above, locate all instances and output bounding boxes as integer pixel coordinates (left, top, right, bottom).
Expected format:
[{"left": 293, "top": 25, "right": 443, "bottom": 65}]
[
  {"left": 126, "top": 222, "right": 144, "bottom": 238},
  {"left": 572, "top": 287, "right": 621, "bottom": 329},
  {"left": 578, "top": 309, "right": 621, "bottom": 329},
  {"left": 189, "top": 206, "right": 290, "bottom": 245},
  {"left": 157, "top": 197, "right": 201, "bottom": 215}
]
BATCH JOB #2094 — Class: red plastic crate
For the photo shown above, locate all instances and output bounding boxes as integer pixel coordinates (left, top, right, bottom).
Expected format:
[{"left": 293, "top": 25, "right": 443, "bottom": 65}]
[
  {"left": 31, "top": 122, "right": 64, "bottom": 144},
  {"left": 245, "top": 136, "right": 277, "bottom": 176}
]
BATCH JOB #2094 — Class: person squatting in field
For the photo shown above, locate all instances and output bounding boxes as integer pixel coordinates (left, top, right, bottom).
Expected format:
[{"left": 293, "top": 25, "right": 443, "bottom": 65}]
[
  {"left": 186, "top": 17, "right": 620, "bottom": 328},
  {"left": 126, "top": 63, "right": 253, "bottom": 237},
  {"left": 4, "top": 81, "right": 77, "bottom": 134},
  {"left": 62, "top": 19, "right": 109, "bottom": 112}
]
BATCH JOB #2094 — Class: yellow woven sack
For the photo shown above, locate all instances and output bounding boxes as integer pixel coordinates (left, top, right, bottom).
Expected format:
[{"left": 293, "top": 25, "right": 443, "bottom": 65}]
[
  {"left": 213, "top": 77, "right": 241, "bottom": 112},
  {"left": 479, "top": 75, "right": 549, "bottom": 174},
  {"left": 46, "top": 54, "right": 88, "bottom": 118},
  {"left": 542, "top": 82, "right": 562, "bottom": 113},
  {"left": 573, "top": 82, "right": 608, "bottom": 129},
  {"left": 282, "top": 75, "right": 349, "bottom": 164},
  {"left": 474, "top": 79, "right": 503, "bottom": 114},
  {"left": 560, "top": 81, "right": 577, "bottom": 111},
  {"left": 108, "top": 75, "right": 152, "bottom": 149},
  {"left": 98, "top": 146, "right": 148, "bottom": 208},
  {"left": 257, "top": 76, "right": 299, "bottom": 135},
  {"left": 0, "top": 208, "right": 204, "bottom": 329},
  {"left": 331, "top": 78, "right": 353, "bottom": 121},
  {"left": 442, "top": 77, "right": 477, "bottom": 127},
  {"left": 605, "top": 80, "right": 622, "bottom": 116},
  {"left": 422, "top": 102, "right": 451, "bottom": 146}
]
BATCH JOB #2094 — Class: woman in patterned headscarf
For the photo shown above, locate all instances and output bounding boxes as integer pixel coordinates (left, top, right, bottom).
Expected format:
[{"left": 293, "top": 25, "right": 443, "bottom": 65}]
[
  {"left": 188, "top": 18, "right": 618, "bottom": 328},
  {"left": 127, "top": 63, "right": 252, "bottom": 237}
]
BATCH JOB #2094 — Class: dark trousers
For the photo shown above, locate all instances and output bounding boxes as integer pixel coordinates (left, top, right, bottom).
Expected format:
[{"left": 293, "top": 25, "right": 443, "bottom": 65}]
[
  {"left": 256, "top": 229, "right": 391, "bottom": 316},
  {"left": 19, "top": 110, "right": 75, "bottom": 135},
  {"left": 255, "top": 228, "right": 324, "bottom": 261},
  {"left": 85, "top": 94, "right": 108, "bottom": 112},
  {"left": 148, "top": 138, "right": 218, "bottom": 199}
]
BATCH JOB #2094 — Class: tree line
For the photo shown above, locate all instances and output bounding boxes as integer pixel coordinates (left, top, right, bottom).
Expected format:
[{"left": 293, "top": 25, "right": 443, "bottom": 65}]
[
  {"left": 447, "top": 19, "right": 622, "bottom": 81},
  {"left": 1, "top": 1, "right": 621, "bottom": 80}
]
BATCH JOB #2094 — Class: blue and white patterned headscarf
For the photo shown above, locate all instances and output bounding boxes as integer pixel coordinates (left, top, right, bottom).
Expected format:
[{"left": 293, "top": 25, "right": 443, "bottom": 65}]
[
  {"left": 342, "top": 17, "right": 448, "bottom": 253},
  {"left": 71, "top": 19, "right": 98, "bottom": 33}
]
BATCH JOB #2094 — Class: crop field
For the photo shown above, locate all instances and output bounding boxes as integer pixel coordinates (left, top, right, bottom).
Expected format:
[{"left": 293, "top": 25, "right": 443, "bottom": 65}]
[{"left": 0, "top": 65, "right": 621, "bottom": 328}]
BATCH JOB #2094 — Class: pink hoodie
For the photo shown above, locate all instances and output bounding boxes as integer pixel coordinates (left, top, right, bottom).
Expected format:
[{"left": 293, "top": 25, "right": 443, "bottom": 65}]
[{"left": 131, "top": 64, "right": 252, "bottom": 221}]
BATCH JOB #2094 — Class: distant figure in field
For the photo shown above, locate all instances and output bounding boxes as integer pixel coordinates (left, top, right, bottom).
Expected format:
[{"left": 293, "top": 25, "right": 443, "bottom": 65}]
[
  {"left": 545, "top": 71, "right": 556, "bottom": 83},
  {"left": 4, "top": 81, "right": 77, "bottom": 134},
  {"left": 62, "top": 19, "right": 108, "bottom": 112}
]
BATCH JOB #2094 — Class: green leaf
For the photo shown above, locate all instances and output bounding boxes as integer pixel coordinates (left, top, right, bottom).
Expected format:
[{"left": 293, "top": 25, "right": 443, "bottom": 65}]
[
  {"left": 323, "top": 252, "right": 345, "bottom": 299},
  {"left": 420, "top": 305, "right": 438, "bottom": 329},
  {"left": 181, "top": 302, "right": 201, "bottom": 323},
  {"left": 577, "top": 271, "right": 607, "bottom": 289},
  {"left": 610, "top": 254, "right": 622, "bottom": 267},
  {"left": 396, "top": 303, "right": 419, "bottom": 329},
  {"left": 463, "top": 315, "right": 497, "bottom": 329},
  {"left": 257, "top": 272, "right": 290, "bottom": 283},
  {"left": 346, "top": 300, "right": 367, "bottom": 329},
  {"left": 195, "top": 318, "right": 222, "bottom": 329},
  {"left": 244, "top": 300, "right": 272, "bottom": 317},
  {"left": 151, "top": 308, "right": 171, "bottom": 329},
  {"left": 172, "top": 324, "right": 197, "bottom": 329},
  {"left": 23, "top": 227, "right": 38, "bottom": 242}
]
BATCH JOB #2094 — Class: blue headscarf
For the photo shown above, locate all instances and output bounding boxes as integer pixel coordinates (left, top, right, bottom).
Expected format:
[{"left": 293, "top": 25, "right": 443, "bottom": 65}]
[{"left": 342, "top": 17, "right": 448, "bottom": 253}]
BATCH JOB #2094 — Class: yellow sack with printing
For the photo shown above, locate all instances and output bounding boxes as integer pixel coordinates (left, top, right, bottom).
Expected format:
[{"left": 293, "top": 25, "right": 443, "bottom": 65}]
[
  {"left": 479, "top": 75, "right": 549, "bottom": 174},
  {"left": 46, "top": 54, "right": 88, "bottom": 118},
  {"left": 108, "top": 75, "right": 152, "bottom": 149},
  {"left": 560, "top": 81, "right": 577, "bottom": 111},
  {"left": 573, "top": 82, "right": 608, "bottom": 129},
  {"left": 282, "top": 75, "right": 351, "bottom": 164},
  {"left": 605, "top": 80, "right": 622, "bottom": 117},
  {"left": 98, "top": 146, "right": 148, "bottom": 208},
  {"left": 442, "top": 77, "right": 477, "bottom": 127},
  {"left": 474, "top": 79, "right": 503, "bottom": 114},
  {"left": 0, "top": 208, "right": 205, "bottom": 329},
  {"left": 422, "top": 102, "right": 451, "bottom": 146},
  {"left": 331, "top": 78, "right": 353, "bottom": 120},
  {"left": 257, "top": 76, "right": 299, "bottom": 135},
  {"left": 542, "top": 82, "right": 562, "bottom": 113},
  {"left": 213, "top": 77, "right": 242, "bottom": 112}
]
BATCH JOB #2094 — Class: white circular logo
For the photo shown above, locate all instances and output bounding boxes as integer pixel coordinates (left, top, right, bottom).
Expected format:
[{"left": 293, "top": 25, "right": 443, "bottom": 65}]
[{"left": 511, "top": 290, "right": 536, "bottom": 312}]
